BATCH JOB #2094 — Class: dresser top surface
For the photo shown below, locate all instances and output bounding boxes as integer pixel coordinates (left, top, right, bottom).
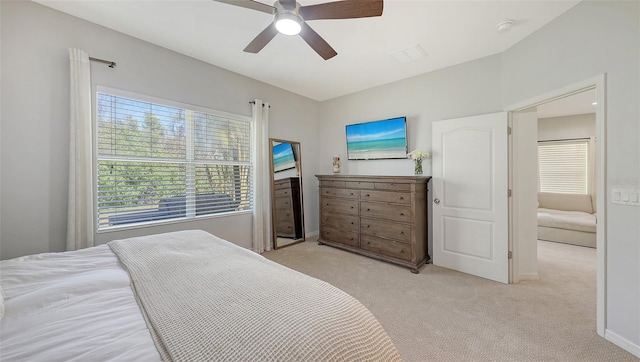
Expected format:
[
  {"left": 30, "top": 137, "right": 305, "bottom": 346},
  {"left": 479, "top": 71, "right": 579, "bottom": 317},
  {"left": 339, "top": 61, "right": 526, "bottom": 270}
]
[{"left": 316, "top": 174, "right": 431, "bottom": 183}]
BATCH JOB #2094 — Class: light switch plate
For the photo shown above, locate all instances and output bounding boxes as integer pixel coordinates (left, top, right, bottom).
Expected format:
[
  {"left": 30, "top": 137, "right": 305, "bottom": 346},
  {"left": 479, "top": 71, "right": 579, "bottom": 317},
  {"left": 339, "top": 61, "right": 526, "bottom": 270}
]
[{"left": 612, "top": 188, "right": 640, "bottom": 206}]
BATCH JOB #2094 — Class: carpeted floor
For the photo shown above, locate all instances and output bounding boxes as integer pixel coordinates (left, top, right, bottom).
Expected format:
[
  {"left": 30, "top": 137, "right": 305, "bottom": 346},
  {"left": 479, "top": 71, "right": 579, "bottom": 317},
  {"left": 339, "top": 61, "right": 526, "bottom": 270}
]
[{"left": 264, "top": 240, "right": 638, "bottom": 361}]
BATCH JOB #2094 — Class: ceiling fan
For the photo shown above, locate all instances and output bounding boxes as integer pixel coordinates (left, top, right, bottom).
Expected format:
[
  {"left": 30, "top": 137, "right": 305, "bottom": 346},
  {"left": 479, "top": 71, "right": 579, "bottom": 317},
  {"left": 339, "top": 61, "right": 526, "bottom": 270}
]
[{"left": 213, "top": 0, "right": 384, "bottom": 60}]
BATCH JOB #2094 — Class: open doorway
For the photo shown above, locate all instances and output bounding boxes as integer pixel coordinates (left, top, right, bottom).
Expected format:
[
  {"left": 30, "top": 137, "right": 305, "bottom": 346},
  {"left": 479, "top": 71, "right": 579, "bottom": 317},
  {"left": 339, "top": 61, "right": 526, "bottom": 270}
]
[
  {"left": 507, "top": 75, "right": 606, "bottom": 337},
  {"left": 536, "top": 89, "right": 597, "bottom": 248}
]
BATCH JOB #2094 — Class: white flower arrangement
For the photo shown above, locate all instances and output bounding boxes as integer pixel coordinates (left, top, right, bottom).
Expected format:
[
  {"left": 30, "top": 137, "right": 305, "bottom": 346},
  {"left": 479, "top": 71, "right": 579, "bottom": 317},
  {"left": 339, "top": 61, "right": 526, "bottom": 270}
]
[{"left": 407, "top": 150, "right": 431, "bottom": 160}]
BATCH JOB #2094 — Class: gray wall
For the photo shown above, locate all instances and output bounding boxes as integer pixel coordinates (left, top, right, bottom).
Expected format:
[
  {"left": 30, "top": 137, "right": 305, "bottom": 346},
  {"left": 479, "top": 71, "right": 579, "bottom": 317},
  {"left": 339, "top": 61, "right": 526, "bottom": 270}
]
[
  {"left": 0, "top": 1, "right": 320, "bottom": 258},
  {"left": 538, "top": 113, "right": 596, "bottom": 141}
]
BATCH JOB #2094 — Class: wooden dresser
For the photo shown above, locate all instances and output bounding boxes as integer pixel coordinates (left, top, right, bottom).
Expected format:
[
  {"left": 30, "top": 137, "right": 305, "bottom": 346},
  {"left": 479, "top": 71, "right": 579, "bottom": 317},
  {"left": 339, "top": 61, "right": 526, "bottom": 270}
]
[
  {"left": 316, "top": 175, "right": 430, "bottom": 273},
  {"left": 274, "top": 177, "right": 303, "bottom": 239}
]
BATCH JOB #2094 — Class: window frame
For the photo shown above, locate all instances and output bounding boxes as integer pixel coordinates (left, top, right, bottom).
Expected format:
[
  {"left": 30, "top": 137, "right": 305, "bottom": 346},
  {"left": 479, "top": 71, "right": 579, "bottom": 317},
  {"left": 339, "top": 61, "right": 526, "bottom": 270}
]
[{"left": 94, "top": 86, "right": 254, "bottom": 233}]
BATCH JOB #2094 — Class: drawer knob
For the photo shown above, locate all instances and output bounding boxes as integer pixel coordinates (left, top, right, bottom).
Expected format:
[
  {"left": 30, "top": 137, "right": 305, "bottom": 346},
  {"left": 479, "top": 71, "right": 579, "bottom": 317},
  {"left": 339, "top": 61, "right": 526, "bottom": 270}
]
[
  {"left": 366, "top": 194, "right": 370, "bottom": 197},
  {"left": 350, "top": 206, "right": 354, "bottom": 209},
  {"left": 399, "top": 196, "right": 404, "bottom": 200},
  {"left": 367, "top": 225, "right": 370, "bottom": 228},
  {"left": 367, "top": 208, "right": 370, "bottom": 211},
  {"left": 400, "top": 212, "right": 405, "bottom": 216},
  {"left": 351, "top": 222, "right": 354, "bottom": 225},
  {"left": 350, "top": 237, "right": 354, "bottom": 240}
]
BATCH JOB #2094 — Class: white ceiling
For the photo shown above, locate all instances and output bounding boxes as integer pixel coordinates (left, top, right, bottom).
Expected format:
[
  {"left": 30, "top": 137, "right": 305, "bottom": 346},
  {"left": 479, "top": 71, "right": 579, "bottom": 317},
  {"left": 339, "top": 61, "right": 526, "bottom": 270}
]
[
  {"left": 36, "top": 0, "right": 581, "bottom": 101},
  {"left": 536, "top": 88, "right": 596, "bottom": 119}
]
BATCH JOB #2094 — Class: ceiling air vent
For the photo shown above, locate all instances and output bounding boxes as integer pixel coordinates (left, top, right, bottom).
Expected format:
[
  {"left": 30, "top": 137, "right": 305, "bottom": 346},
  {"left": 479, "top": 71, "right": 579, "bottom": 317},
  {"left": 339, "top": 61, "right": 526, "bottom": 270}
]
[{"left": 391, "top": 44, "right": 427, "bottom": 64}]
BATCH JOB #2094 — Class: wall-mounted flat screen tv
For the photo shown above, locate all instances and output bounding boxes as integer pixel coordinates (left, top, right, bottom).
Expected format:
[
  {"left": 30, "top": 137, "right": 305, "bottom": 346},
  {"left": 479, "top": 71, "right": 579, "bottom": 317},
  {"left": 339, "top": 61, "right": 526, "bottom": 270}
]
[
  {"left": 273, "top": 142, "right": 297, "bottom": 172},
  {"left": 345, "top": 116, "right": 408, "bottom": 160}
]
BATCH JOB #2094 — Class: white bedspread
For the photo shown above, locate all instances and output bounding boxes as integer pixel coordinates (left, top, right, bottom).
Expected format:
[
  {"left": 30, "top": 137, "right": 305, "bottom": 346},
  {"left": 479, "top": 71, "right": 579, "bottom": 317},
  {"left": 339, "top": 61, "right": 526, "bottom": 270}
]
[
  {"left": 0, "top": 244, "right": 161, "bottom": 361},
  {"left": 1, "top": 231, "right": 400, "bottom": 361}
]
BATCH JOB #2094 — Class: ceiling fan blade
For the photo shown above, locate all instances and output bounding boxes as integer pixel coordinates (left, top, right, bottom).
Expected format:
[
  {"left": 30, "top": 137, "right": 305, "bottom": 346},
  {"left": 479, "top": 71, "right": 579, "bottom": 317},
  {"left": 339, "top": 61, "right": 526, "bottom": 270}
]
[
  {"left": 212, "top": 0, "right": 274, "bottom": 15},
  {"left": 299, "top": 23, "right": 337, "bottom": 60},
  {"left": 244, "top": 23, "right": 279, "bottom": 53},
  {"left": 300, "top": 0, "right": 383, "bottom": 21}
]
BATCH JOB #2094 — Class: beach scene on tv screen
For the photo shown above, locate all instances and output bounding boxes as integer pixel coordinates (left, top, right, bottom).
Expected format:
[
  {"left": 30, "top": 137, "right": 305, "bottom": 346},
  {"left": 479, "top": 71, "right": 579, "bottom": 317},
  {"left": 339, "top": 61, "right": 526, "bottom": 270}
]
[{"left": 346, "top": 117, "right": 407, "bottom": 159}]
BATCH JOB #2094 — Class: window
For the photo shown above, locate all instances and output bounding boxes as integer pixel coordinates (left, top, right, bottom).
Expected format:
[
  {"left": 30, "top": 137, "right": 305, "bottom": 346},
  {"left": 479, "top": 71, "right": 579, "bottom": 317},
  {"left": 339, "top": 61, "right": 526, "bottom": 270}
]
[
  {"left": 96, "top": 90, "right": 252, "bottom": 230},
  {"left": 538, "top": 139, "right": 589, "bottom": 194}
]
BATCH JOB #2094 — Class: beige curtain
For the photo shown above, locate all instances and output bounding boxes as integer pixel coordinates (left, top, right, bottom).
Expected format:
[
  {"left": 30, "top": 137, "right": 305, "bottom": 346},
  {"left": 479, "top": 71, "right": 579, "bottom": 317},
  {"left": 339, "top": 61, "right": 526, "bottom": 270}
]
[
  {"left": 67, "top": 48, "right": 94, "bottom": 251},
  {"left": 252, "top": 100, "right": 272, "bottom": 253}
]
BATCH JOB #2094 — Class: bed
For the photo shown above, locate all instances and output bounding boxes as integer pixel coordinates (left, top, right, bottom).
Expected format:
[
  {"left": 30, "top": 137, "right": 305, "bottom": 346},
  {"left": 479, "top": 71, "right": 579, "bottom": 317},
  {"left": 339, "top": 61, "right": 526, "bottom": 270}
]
[{"left": 0, "top": 230, "right": 400, "bottom": 361}]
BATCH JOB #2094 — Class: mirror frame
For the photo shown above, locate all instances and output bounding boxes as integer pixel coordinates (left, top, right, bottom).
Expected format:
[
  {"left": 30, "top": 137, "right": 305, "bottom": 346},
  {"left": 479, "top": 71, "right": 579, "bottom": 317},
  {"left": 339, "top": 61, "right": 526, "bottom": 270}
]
[{"left": 269, "top": 138, "right": 305, "bottom": 249}]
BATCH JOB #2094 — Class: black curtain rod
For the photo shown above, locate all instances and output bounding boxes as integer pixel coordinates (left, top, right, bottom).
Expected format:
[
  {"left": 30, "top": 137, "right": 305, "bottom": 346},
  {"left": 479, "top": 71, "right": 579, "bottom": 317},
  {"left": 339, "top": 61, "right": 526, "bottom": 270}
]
[
  {"left": 249, "top": 101, "right": 270, "bottom": 108},
  {"left": 89, "top": 57, "right": 116, "bottom": 68}
]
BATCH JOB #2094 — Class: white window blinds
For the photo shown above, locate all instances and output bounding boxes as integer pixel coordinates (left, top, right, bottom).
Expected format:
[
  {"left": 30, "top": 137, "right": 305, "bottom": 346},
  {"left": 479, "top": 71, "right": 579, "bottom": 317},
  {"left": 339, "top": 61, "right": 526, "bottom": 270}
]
[
  {"left": 96, "top": 92, "right": 252, "bottom": 229},
  {"left": 538, "top": 140, "right": 589, "bottom": 194}
]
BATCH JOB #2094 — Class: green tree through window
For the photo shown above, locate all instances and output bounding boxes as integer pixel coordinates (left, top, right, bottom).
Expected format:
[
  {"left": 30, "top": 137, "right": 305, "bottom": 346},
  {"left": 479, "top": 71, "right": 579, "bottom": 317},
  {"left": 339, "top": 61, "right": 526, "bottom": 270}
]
[{"left": 96, "top": 92, "right": 252, "bottom": 229}]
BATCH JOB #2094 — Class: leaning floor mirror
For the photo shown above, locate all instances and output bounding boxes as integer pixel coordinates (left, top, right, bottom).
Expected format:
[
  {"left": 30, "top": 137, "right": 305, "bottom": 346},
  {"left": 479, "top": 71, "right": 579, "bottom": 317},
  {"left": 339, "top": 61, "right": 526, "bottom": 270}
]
[{"left": 270, "top": 138, "right": 305, "bottom": 249}]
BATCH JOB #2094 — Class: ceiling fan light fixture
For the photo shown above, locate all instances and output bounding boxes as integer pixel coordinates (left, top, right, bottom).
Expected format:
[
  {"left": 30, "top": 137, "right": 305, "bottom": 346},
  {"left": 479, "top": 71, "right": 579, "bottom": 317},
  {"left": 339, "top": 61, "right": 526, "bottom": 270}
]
[{"left": 275, "top": 13, "right": 302, "bottom": 35}]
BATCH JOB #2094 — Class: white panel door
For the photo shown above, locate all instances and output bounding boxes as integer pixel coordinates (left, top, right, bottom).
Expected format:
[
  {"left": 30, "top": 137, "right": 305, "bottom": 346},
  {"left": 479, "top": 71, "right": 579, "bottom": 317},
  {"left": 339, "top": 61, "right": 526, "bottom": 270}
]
[{"left": 432, "top": 112, "right": 509, "bottom": 283}]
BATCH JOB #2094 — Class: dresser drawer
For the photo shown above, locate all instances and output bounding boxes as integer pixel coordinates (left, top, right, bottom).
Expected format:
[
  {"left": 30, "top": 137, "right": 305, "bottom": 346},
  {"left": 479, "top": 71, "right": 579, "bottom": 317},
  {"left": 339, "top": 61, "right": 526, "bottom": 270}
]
[
  {"left": 274, "top": 179, "right": 292, "bottom": 190},
  {"left": 361, "top": 190, "right": 411, "bottom": 204},
  {"left": 275, "top": 197, "right": 292, "bottom": 210},
  {"left": 345, "top": 181, "right": 374, "bottom": 189},
  {"left": 361, "top": 202, "right": 411, "bottom": 223},
  {"left": 321, "top": 226, "right": 359, "bottom": 247},
  {"left": 361, "top": 235, "right": 411, "bottom": 261},
  {"left": 321, "top": 197, "right": 359, "bottom": 215},
  {"left": 275, "top": 188, "right": 293, "bottom": 198},
  {"left": 276, "top": 221, "right": 295, "bottom": 236},
  {"left": 360, "top": 218, "right": 412, "bottom": 243},
  {"left": 375, "top": 182, "right": 411, "bottom": 192},
  {"left": 320, "top": 180, "right": 346, "bottom": 188},
  {"left": 321, "top": 212, "right": 359, "bottom": 232},
  {"left": 276, "top": 209, "right": 294, "bottom": 223},
  {"left": 321, "top": 187, "right": 359, "bottom": 199}
]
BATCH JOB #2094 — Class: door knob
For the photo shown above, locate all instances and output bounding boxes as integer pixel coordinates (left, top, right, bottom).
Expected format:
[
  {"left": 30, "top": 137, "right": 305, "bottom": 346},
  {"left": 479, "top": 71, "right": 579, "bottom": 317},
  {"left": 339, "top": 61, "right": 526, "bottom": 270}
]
[{"left": 434, "top": 198, "right": 440, "bottom": 204}]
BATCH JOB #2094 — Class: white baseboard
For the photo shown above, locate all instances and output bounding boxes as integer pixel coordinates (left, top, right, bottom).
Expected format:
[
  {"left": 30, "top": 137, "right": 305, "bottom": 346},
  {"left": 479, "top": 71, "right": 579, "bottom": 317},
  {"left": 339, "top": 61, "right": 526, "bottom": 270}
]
[
  {"left": 518, "top": 273, "right": 539, "bottom": 281},
  {"left": 305, "top": 230, "right": 319, "bottom": 239},
  {"left": 605, "top": 329, "right": 640, "bottom": 358}
]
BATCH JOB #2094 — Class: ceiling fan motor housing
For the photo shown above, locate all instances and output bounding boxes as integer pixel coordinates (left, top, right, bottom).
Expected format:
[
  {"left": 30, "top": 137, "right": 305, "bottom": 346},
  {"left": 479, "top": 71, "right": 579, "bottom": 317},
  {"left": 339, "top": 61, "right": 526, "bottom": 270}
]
[{"left": 274, "top": 1, "right": 303, "bottom": 35}]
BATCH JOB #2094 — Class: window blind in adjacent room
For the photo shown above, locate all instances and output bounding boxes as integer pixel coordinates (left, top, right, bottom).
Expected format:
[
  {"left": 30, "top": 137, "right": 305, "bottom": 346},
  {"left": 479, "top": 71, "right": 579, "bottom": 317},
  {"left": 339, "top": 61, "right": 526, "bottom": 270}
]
[
  {"left": 538, "top": 139, "right": 589, "bottom": 194},
  {"left": 96, "top": 91, "right": 253, "bottom": 230}
]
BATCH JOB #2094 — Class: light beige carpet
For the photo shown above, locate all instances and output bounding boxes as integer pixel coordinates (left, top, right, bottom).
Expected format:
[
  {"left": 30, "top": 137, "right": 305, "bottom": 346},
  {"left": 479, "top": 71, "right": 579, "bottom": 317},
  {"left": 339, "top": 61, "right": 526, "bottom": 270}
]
[{"left": 264, "top": 240, "right": 638, "bottom": 361}]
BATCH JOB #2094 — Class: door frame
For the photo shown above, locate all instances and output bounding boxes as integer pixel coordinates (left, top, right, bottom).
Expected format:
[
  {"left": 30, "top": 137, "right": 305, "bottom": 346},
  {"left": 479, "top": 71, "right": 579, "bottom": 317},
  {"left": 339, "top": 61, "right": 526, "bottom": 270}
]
[{"left": 504, "top": 74, "right": 607, "bottom": 337}]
